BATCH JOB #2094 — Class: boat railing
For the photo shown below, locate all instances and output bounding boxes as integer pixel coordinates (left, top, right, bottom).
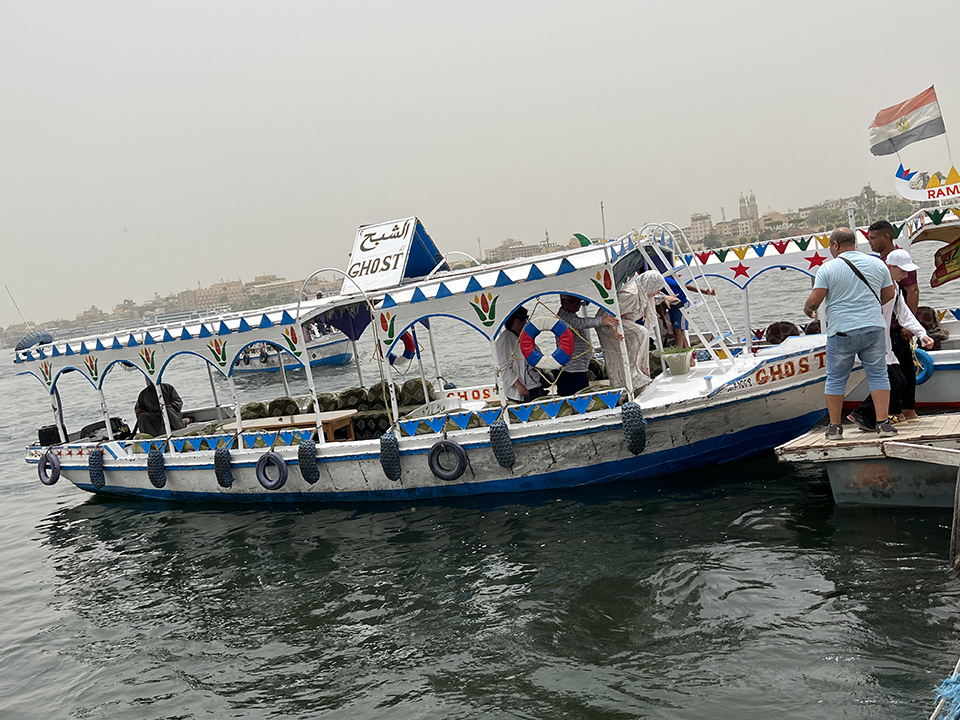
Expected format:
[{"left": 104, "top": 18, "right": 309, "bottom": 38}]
[{"left": 633, "top": 223, "right": 736, "bottom": 371}]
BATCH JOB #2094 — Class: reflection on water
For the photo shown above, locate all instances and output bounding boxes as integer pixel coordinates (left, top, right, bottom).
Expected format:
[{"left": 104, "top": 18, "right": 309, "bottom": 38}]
[{"left": 8, "top": 456, "right": 956, "bottom": 719}]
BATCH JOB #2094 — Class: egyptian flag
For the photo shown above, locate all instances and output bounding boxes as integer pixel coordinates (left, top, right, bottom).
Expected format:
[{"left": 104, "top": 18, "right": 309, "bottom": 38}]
[{"left": 869, "top": 86, "right": 946, "bottom": 156}]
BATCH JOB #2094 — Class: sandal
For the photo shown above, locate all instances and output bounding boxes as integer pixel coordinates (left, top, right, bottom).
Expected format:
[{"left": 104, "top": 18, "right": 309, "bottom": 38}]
[{"left": 888, "top": 415, "right": 907, "bottom": 425}]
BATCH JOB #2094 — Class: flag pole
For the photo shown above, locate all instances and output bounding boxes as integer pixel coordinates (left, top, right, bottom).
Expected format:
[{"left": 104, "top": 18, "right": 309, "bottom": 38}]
[{"left": 934, "top": 84, "right": 954, "bottom": 168}]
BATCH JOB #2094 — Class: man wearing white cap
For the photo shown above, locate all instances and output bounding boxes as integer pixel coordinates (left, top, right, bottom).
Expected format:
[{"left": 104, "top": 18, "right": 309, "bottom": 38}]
[
  {"left": 868, "top": 220, "right": 922, "bottom": 420},
  {"left": 848, "top": 249, "right": 934, "bottom": 429}
]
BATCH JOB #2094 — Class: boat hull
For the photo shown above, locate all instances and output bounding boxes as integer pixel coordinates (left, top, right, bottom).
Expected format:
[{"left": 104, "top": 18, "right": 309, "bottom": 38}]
[
  {"left": 233, "top": 335, "right": 352, "bottom": 373},
  {"left": 32, "top": 372, "right": 830, "bottom": 503},
  {"left": 826, "top": 457, "right": 958, "bottom": 507},
  {"left": 846, "top": 348, "right": 960, "bottom": 412}
]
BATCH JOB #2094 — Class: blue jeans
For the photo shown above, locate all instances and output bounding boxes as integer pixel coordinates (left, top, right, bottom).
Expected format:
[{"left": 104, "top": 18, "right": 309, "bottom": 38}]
[{"left": 825, "top": 326, "right": 889, "bottom": 395}]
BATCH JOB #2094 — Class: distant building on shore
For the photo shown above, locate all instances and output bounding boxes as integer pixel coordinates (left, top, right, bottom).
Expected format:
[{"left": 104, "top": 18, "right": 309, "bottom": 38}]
[
  {"left": 484, "top": 232, "right": 568, "bottom": 263},
  {"left": 689, "top": 212, "right": 714, "bottom": 244}
]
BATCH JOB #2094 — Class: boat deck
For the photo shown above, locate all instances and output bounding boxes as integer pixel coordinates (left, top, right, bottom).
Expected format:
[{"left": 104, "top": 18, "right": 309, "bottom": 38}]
[{"left": 776, "top": 413, "right": 960, "bottom": 464}]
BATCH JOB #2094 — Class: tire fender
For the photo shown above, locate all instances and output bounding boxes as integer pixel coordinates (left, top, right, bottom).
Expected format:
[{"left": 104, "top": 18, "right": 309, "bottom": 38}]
[
  {"left": 622, "top": 401, "right": 647, "bottom": 456},
  {"left": 147, "top": 447, "right": 166, "bottom": 489},
  {"left": 256, "top": 451, "right": 288, "bottom": 490},
  {"left": 88, "top": 447, "right": 105, "bottom": 489},
  {"left": 380, "top": 431, "right": 402, "bottom": 482},
  {"left": 38, "top": 450, "right": 61, "bottom": 486},
  {"left": 489, "top": 420, "right": 515, "bottom": 469},
  {"left": 214, "top": 446, "right": 235, "bottom": 488},
  {"left": 428, "top": 439, "right": 469, "bottom": 482},
  {"left": 298, "top": 437, "right": 320, "bottom": 484}
]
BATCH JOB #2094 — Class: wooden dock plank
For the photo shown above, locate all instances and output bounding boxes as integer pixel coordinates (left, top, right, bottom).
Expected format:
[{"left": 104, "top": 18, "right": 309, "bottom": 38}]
[
  {"left": 776, "top": 412, "right": 960, "bottom": 465},
  {"left": 883, "top": 441, "right": 960, "bottom": 467}
]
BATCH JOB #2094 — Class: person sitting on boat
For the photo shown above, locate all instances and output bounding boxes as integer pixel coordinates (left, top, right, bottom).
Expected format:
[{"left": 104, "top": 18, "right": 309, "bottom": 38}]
[
  {"left": 848, "top": 249, "right": 934, "bottom": 430},
  {"left": 556, "top": 295, "right": 623, "bottom": 396},
  {"left": 496, "top": 306, "right": 546, "bottom": 403},
  {"left": 134, "top": 378, "right": 187, "bottom": 437},
  {"left": 803, "top": 227, "right": 896, "bottom": 441}
]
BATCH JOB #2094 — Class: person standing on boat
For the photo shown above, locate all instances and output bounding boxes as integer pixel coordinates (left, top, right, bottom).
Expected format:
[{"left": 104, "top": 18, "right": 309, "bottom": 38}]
[
  {"left": 867, "top": 219, "right": 921, "bottom": 421},
  {"left": 134, "top": 377, "right": 186, "bottom": 437},
  {"left": 849, "top": 249, "right": 934, "bottom": 430},
  {"left": 662, "top": 276, "right": 716, "bottom": 349},
  {"left": 803, "top": 227, "right": 896, "bottom": 440},
  {"left": 556, "top": 295, "right": 623, "bottom": 396},
  {"left": 496, "top": 306, "right": 546, "bottom": 403}
]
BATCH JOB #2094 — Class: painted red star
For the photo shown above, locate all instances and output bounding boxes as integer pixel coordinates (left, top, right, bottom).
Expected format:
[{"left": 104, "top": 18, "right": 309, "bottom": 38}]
[
  {"left": 731, "top": 263, "right": 750, "bottom": 278},
  {"left": 805, "top": 252, "right": 826, "bottom": 268},
  {"left": 66, "top": 449, "right": 73, "bottom": 457}
]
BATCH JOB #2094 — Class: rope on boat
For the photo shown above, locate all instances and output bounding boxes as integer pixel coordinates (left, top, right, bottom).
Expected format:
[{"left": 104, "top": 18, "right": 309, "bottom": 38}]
[{"left": 930, "top": 654, "right": 960, "bottom": 720}]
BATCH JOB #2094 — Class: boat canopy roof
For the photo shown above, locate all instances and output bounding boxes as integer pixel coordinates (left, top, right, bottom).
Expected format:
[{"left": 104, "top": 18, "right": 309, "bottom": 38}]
[
  {"left": 12, "top": 219, "right": 644, "bottom": 393},
  {"left": 13, "top": 292, "right": 372, "bottom": 393},
  {"left": 371, "top": 238, "right": 643, "bottom": 357}
]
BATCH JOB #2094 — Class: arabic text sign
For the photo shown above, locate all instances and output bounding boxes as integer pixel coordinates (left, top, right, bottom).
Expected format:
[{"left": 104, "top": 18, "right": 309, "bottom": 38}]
[{"left": 342, "top": 218, "right": 415, "bottom": 294}]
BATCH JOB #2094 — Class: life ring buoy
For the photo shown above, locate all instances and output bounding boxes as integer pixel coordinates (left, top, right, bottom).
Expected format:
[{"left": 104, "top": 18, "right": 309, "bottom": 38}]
[
  {"left": 518, "top": 317, "right": 575, "bottom": 370},
  {"left": 38, "top": 451, "right": 60, "bottom": 486},
  {"left": 388, "top": 332, "right": 416, "bottom": 367},
  {"left": 428, "top": 439, "right": 468, "bottom": 481},
  {"left": 256, "top": 451, "right": 288, "bottom": 490},
  {"left": 915, "top": 348, "right": 935, "bottom": 385}
]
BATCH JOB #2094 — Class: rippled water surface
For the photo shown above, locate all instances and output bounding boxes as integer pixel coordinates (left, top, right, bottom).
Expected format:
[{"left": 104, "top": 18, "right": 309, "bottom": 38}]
[{"left": 4, "top": 258, "right": 960, "bottom": 719}]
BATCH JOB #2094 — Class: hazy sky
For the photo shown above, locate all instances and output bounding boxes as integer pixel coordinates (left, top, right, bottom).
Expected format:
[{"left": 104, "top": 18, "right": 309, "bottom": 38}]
[{"left": 2, "top": 0, "right": 958, "bottom": 328}]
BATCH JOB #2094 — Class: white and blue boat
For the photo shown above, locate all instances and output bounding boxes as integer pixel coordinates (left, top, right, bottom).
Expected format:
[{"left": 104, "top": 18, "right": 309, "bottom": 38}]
[{"left": 17, "top": 217, "right": 837, "bottom": 503}]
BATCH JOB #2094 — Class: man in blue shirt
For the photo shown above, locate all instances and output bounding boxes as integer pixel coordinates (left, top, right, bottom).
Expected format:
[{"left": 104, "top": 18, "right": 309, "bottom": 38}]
[
  {"left": 803, "top": 227, "right": 895, "bottom": 440},
  {"left": 663, "top": 276, "right": 716, "bottom": 349}
]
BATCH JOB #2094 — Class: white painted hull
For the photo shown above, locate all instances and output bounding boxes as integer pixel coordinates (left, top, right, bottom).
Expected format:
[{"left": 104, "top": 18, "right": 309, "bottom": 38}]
[
  {"left": 846, "top": 348, "right": 960, "bottom": 411},
  {"left": 29, "top": 338, "right": 836, "bottom": 503}
]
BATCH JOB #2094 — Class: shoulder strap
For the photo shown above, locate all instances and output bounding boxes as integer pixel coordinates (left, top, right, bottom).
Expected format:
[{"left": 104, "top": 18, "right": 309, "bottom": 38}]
[{"left": 839, "top": 255, "right": 881, "bottom": 304}]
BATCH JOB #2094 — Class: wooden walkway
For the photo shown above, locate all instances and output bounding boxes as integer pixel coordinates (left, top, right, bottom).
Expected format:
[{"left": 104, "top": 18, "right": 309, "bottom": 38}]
[{"left": 776, "top": 414, "right": 960, "bottom": 464}]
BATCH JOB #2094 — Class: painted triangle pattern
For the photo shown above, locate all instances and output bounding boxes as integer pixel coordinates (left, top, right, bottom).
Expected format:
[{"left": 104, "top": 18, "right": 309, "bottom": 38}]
[
  {"left": 566, "top": 396, "right": 591, "bottom": 415},
  {"left": 278, "top": 431, "right": 295, "bottom": 446},
  {"left": 537, "top": 400, "right": 564, "bottom": 419},
  {"left": 423, "top": 416, "right": 447, "bottom": 433},
  {"left": 449, "top": 412, "right": 473, "bottom": 430},
  {"left": 399, "top": 419, "right": 422, "bottom": 437},
  {"left": 597, "top": 390, "right": 622, "bottom": 409},
  {"left": 187, "top": 437, "right": 203, "bottom": 451},
  {"left": 510, "top": 405, "right": 535, "bottom": 423},
  {"left": 476, "top": 408, "right": 501, "bottom": 426},
  {"left": 171, "top": 438, "right": 187, "bottom": 452}
]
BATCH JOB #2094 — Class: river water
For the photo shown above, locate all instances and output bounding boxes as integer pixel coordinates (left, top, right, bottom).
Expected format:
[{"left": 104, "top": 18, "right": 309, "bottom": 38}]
[{"left": 4, "top": 243, "right": 960, "bottom": 719}]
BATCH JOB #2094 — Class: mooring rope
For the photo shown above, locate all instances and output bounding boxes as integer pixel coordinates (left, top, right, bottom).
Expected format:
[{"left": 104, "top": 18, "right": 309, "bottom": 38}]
[{"left": 930, "top": 654, "right": 960, "bottom": 720}]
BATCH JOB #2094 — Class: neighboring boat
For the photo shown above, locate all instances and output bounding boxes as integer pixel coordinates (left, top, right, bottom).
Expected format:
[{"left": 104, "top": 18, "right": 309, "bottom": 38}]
[
  {"left": 18, "top": 217, "right": 838, "bottom": 503},
  {"left": 231, "top": 329, "right": 353, "bottom": 373},
  {"left": 677, "top": 214, "right": 960, "bottom": 411}
]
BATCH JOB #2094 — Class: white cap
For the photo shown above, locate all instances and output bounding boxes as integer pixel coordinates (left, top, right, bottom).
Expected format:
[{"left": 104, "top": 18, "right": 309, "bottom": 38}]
[{"left": 886, "top": 248, "right": 919, "bottom": 272}]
